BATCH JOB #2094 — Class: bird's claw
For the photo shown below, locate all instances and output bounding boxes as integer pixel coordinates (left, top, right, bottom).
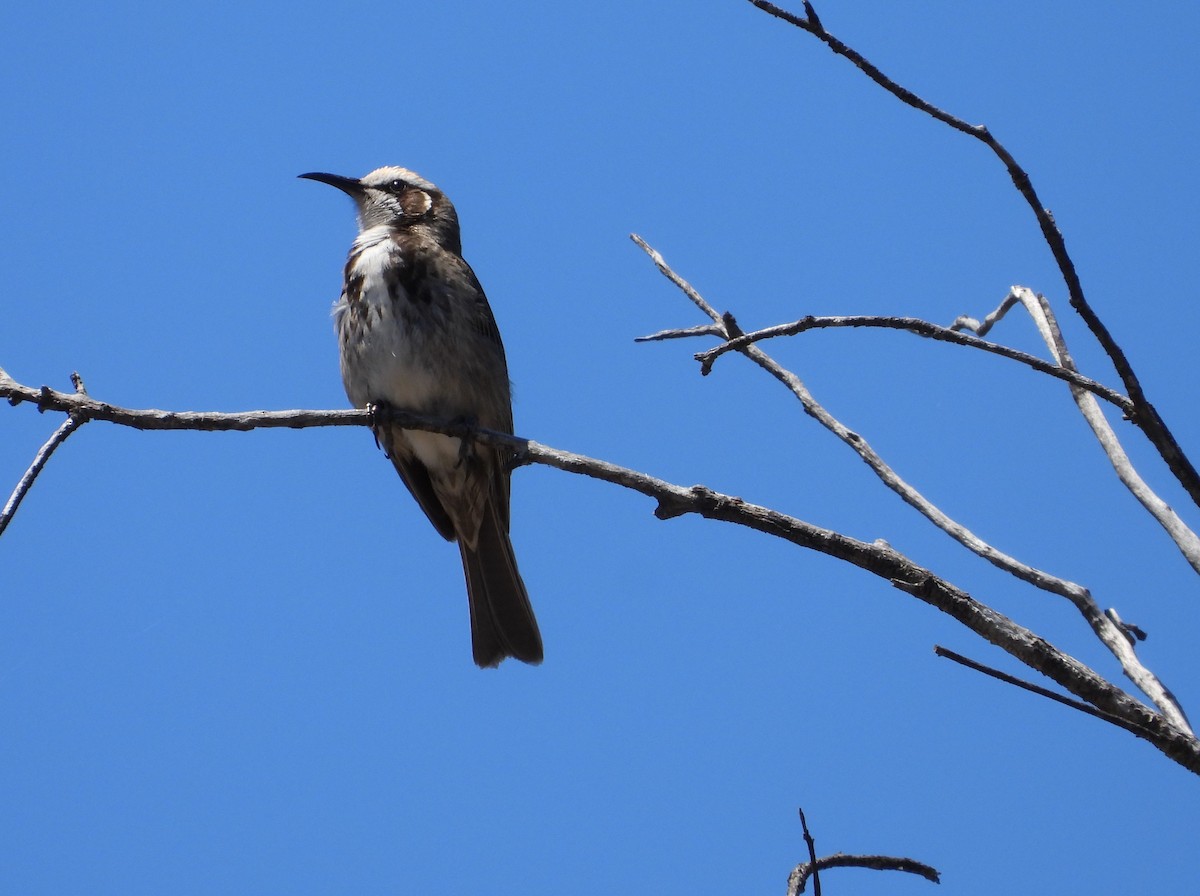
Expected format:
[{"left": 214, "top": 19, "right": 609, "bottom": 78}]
[
  {"left": 451, "top": 415, "right": 479, "bottom": 467},
  {"left": 366, "top": 401, "right": 386, "bottom": 451}
]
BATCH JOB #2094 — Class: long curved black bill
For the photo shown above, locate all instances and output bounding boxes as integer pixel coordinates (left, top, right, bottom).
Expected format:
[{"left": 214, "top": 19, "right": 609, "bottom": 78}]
[{"left": 298, "top": 172, "right": 363, "bottom": 197}]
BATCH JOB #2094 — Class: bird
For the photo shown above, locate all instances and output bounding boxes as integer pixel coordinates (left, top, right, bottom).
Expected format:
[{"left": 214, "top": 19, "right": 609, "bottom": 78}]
[{"left": 300, "top": 166, "right": 542, "bottom": 668}]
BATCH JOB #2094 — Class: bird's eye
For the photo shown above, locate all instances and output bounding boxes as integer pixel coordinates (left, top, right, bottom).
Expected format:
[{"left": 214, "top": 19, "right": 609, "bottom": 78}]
[{"left": 389, "top": 179, "right": 408, "bottom": 193}]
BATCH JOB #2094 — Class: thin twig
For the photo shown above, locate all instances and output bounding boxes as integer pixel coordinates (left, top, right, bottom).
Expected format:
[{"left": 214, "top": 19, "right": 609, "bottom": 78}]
[
  {"left": 934, "top": 645, "right": 1147, "bottom": 735},
  {"left": 744, "top": 0, "right": 1200, "bottom": 514},
  {"left": 949, "top": 290, "right": 1022, "bottom": 337},
  {"left": 636, "top": 323, "right": 725, "bottom": 342},
  {"left": 798, "top": 809, "right": 821, "bottom": 896},
  {"left": 630, "top": 235, "right": 721, "bottom": 321},
  {"left": 687, "top": 306, "right": 1132, "bottom": 413},
  {"left": 0, "top": 415, "right": 85, "bottom": 537}
]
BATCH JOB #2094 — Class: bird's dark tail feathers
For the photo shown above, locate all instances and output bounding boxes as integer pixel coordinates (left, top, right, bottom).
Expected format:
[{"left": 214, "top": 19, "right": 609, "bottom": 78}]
[{"left": 460, "top": 502, "right": 542, "bottom": 668}]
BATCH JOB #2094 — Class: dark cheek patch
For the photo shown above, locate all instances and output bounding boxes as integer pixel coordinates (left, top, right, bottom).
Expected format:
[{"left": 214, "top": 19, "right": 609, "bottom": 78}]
[{"left": 400, "top": 189, "right": 432, "bottom": 218}]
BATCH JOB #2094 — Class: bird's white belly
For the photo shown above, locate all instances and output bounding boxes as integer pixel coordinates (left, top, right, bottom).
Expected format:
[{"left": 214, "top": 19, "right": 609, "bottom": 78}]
[{"left": 336, "top": 236, "right": 463, "bottom": 471}]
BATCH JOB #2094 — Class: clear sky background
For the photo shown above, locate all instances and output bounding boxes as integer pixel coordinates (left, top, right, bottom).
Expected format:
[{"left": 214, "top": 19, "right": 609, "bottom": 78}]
[{"left": 2, "top": 2, "right": 1198, "bottom": 893}]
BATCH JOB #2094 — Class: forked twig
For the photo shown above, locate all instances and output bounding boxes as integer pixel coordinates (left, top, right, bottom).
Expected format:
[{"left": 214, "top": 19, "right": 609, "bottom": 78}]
[
  {"left": 0, "top": 372, "right": 90, "bottom": 537},
  {"left": 788, "top": 808, "right": 941, "bottom": 896}
]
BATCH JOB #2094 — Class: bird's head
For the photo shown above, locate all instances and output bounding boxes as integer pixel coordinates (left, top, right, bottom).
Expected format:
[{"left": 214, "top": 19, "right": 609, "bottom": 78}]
[{"left": 299, "top": 166, "right": 462, "bottom": 254}]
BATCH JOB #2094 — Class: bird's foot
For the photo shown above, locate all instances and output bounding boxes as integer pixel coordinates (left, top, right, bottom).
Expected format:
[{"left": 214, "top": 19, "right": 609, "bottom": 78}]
[
  {"left": 366, "top": 401, "right": 391, "bottom": 452},
  {"left": 450, "top": 415, "right": 479, "bottom": 467}
]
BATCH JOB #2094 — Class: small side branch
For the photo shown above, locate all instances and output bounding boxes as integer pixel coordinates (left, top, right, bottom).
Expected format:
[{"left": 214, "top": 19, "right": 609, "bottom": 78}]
[
  {"left": 688, "top": 308, "right": 1131, "bottom": 413},
  {"left": 0, "top": 414, "right": 85, "bottom": 537},
  {"left": 934, "top": 646, "right": 1149, "bottom": 736}
]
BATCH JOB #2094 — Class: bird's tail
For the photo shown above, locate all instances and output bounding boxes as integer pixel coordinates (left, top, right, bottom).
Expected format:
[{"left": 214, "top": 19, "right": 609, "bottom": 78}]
[{"left": 460, "top": 501, "right": 542, "bottom": 668}]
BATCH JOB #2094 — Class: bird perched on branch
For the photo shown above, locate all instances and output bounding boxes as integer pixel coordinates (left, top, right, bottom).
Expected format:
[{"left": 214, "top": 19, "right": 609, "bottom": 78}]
[{"left": 300, "top": 166, "right": 542, "bottom": 667}]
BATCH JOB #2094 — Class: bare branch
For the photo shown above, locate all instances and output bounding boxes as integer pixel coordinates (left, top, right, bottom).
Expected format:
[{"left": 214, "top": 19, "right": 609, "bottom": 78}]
[
  {"left": 934, "top": 645, "right": 1152, "bottom": 735},
  {"left": 949, "top": 290, "right": 1022, "bottom": 338},
  {"left": 630, "top": 239, "right": 1193, "bottom": 734},
  {"left": 688, "top": 305, "right": 1132, "bottom": 413},
  {"left": 634, "top": 323, "right": 726, "bottom": 343},
  {"left": 1, "top": 366, "right": 367, "bottom": 432},
  {"left": 0, "top": 415, "right": 85, "bottom": 537},
  {"left": 526, "top": 429, "right": 1200, "bottom": 766},
  {"left": 3, "top": 365, "right": 1196, "bottom": 766},
  {"left": 629, "top": 235, "right": 721, "bottom": 321},
  {"left": 788, "top": 852, "right": 941, "bottom": 895},
  {"left": 745, "top": 0, "right": 1200, "bottom": 514}
]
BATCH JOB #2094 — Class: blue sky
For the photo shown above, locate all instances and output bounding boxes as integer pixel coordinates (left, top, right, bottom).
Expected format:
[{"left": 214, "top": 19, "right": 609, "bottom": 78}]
[{"left": 3, "top": 2, "right": 1199, "bottom": 893}]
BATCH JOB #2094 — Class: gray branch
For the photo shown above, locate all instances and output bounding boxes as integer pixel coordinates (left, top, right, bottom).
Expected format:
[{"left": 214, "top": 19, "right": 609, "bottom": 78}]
[
  {"left": 788, "top": 852, "right": 941, "bottom": 895},
  {"left": 2, "top": 364, "right": 1197, "bottom": 772},
  {"left": 1, "top": 415, "right": 85, "bottom": 538}
]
